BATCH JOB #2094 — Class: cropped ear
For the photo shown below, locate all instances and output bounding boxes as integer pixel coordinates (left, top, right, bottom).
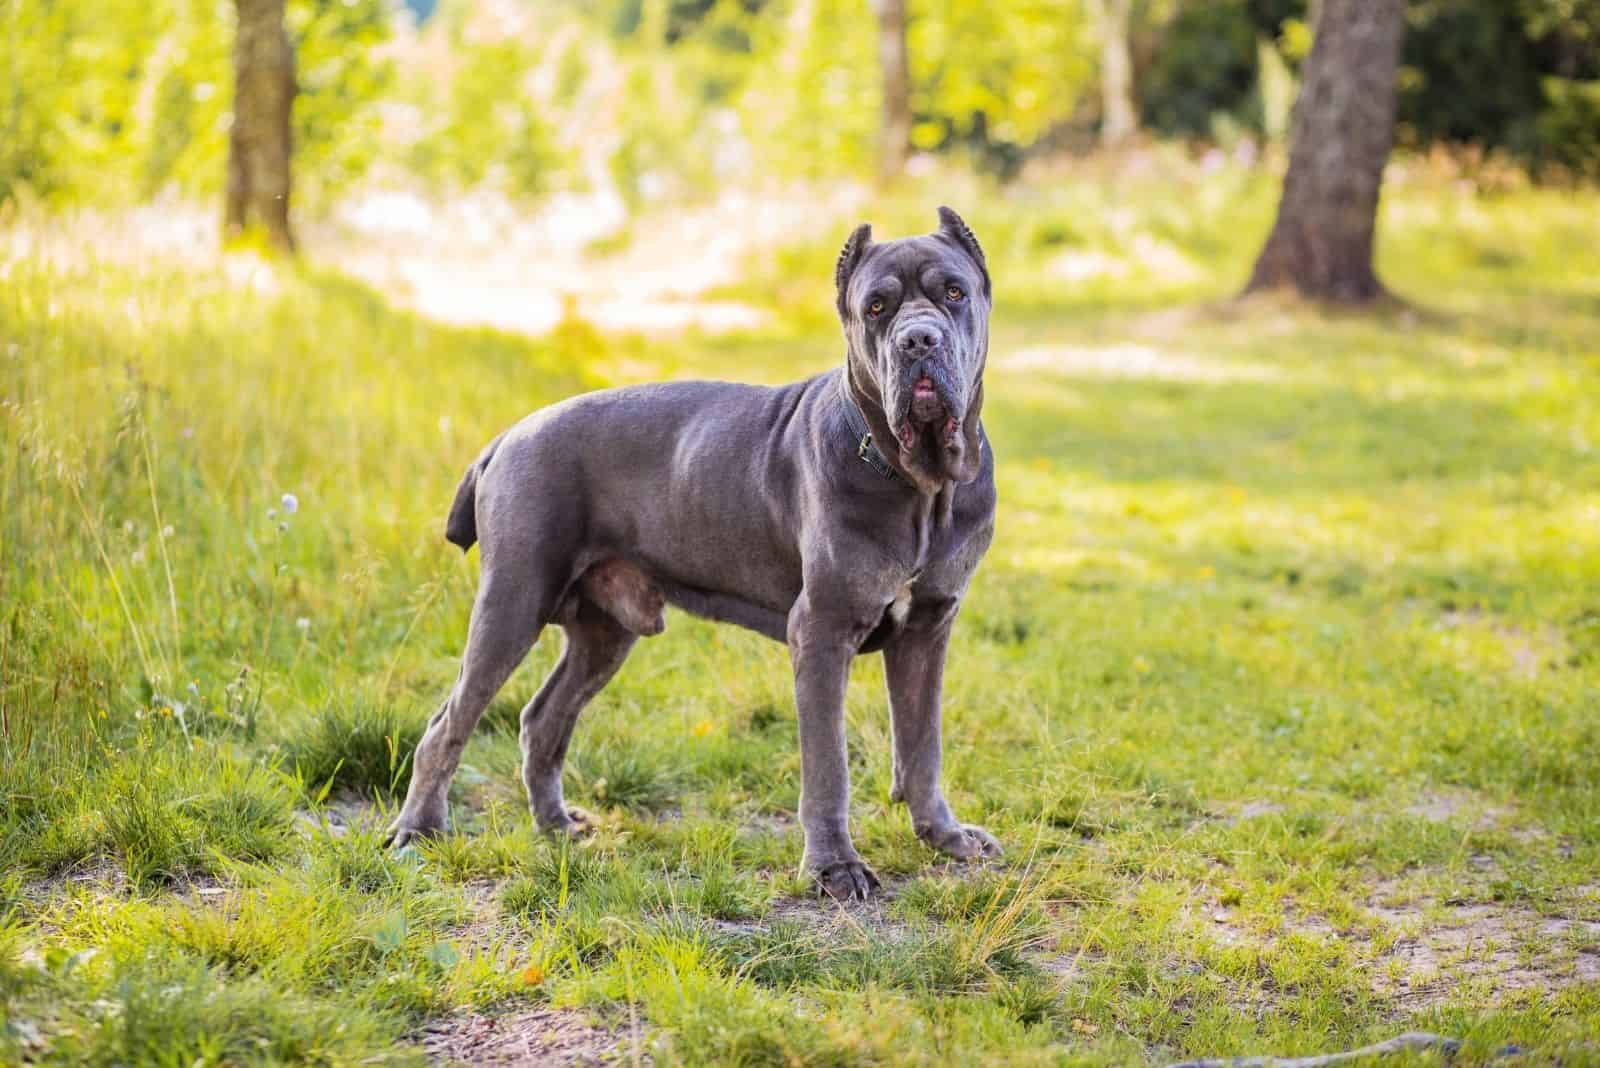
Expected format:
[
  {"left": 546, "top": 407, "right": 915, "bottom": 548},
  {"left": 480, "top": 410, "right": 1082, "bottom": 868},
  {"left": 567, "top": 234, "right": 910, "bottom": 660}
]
[
  {"left": 937, "top": 206, "right": 989, "bottom": 298},
  {"left": 835, "top": 222, "right": 873, "bottom": 318}
]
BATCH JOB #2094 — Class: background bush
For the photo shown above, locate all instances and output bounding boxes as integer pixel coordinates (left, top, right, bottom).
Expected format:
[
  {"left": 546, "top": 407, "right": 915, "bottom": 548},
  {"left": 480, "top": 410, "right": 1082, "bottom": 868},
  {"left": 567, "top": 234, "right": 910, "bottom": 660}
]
[{"left": 5, "top": 0, "right": 1596, "bottom": 211}]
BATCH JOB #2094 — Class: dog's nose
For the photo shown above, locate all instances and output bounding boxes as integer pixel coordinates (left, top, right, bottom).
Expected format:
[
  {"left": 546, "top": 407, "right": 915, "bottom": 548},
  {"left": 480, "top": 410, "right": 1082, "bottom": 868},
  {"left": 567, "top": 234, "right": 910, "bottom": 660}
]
[{"left": 893, "top": 323, "right": 944, "bottom": 356}]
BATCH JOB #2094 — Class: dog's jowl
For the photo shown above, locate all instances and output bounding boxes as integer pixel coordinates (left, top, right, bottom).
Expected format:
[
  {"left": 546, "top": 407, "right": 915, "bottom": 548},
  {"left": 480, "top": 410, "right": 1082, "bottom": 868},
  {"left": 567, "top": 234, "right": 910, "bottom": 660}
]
[{"left": 385, "top": 208, "right": 999, "bottom": 900}]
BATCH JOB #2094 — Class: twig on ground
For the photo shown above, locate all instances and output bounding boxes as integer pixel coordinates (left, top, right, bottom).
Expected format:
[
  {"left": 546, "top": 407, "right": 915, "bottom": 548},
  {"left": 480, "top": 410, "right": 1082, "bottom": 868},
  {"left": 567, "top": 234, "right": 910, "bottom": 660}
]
[{"left": 1169, "top": 1031, "right": 1460, "bottom": 1068}]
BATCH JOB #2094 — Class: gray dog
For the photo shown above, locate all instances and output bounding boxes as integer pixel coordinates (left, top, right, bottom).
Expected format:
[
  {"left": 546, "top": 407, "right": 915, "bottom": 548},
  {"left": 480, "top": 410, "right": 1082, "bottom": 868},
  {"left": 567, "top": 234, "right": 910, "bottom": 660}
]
[{"left": 384, "top": 208, "right": 999, "bottom": 900}]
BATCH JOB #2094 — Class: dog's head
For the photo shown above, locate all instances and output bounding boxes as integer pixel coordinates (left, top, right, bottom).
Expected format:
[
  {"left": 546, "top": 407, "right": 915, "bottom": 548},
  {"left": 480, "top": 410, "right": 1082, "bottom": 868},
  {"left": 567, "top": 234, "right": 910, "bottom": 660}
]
[{"left": 835, "top": 207, "right": 990, "bottom": 492}]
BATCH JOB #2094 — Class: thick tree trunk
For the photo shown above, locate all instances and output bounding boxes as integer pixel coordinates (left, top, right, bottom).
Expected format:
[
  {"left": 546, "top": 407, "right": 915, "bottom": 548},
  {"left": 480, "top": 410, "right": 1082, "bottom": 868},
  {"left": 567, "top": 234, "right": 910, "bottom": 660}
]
[
  {"left": 872, "top": 0, "right": 911, "bottom": 182},
  {"left": 1244, "top": 0, "right": 1404, "bottom": 302},
  {"left": 225, "top": 0, "right": 296, "bottom": 254},
  {"left": 1094, "top": 0, "right": 1137, "bottom": 148}
]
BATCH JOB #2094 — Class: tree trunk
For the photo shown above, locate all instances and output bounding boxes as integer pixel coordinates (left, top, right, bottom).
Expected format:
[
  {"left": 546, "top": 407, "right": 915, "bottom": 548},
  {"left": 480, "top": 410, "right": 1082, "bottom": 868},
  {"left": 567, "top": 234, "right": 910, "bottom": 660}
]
[
  {"left": 1094, "top": 0, "right": 1137, "bottom": 148},
  {"left": 1244, "top": 0, "right": 1405, "bottom": 302},
  {"left": 225, "top": 0, "right": 296, "bottom": 254},
  {"left": 872, "top": 0, "right": 911, "bottom": 182}
]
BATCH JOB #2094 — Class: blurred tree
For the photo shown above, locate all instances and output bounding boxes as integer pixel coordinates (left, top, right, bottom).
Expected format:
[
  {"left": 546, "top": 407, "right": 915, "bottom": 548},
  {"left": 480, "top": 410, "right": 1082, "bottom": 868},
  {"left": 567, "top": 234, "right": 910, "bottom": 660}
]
[
  {"left": 736, "top": 0, "right": 878, "bottom": 178},
  {"left": 1136, "top": 0, "right": 1261, "bottom": 138},
  {"left": 1093, "top": 0, "right": 1137, "bottom": 145},
  {"left": 873, "top": 0, "right": 912, "bottom": 180},
  {"left": 1246, "top": 0, "right": 1405, "bottom": 302},
  {"left": 1, "top": 0, "right": 379, "bottom": 209},
  {"left": 908, "top": 0, "right": 1095, "bottom": 175},
  {"left": 1522, "top": 0, "right": 1600, "bottom": 75},
  {"left": 405, "top": 37, "right": 565, "bottom": 199},
  {"left": 288, "top": 0, "right": 392, "bottom": 206},
  {"left": 225, "top": 0, "right": 297, "bottom": 252}
]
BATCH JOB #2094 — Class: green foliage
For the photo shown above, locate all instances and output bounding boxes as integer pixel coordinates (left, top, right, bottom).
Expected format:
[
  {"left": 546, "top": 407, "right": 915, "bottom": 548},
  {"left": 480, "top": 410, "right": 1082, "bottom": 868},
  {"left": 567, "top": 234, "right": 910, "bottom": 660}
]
[
  {"left": 8, "top": 0, "right": 1600, "bottom": 211},
  {"left": 404, "top": 34, "right": 566, "bottom": 198},
  {"left": 288, "top": 0, "right": 395, "bottom": 205},
  {"left": 4, "top": 950, "right": 410, "bottom": 1065},
  {"left": 1129, "top": 0, "right": 1600, "bottom": 178},
  {"left": 735, "top": 0, "right": 881, "bottom": 179},
  {"left": 1396, "top": 1, "right": 1600, "bottom": 176},
  {"left": 0, "top": 714, "right": 296, "bottom": 890},
  {"left": 908, "top": 0, "right": 1095, "bottom": 172},
  {"left": 0, "top": 0, "right": 390, "bottom": 206},
  {"left": 1137, "top": 0, "right": 1261, "bottom": 137},
  {"left": 569, "top": 741, "right": 682, "bottom": 814},
  {"left": 0, "top": 0, "right": 166, "bottom": 201},
  {"left": 1399, "top": 2, "right": 1547, "bottom": 148},
  {"left": 601, "top": 0, "right": 780, "bottom": 201},
  {"left": 280, "top": 700, "right": 425, "bottom": 800},
  {"left": 1533, "top": 76, "right": 1600, "bottom": 178}
]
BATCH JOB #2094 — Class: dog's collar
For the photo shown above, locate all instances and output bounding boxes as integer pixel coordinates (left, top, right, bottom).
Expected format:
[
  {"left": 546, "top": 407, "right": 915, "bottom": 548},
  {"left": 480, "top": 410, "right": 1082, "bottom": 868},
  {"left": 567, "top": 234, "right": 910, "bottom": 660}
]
[{"left": 837, "top": 368, "right": 901, "bottom": 482}]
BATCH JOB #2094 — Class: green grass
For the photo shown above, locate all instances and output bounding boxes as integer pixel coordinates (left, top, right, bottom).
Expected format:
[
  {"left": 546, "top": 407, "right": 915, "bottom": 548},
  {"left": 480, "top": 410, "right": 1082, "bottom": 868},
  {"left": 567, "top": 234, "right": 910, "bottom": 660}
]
[{"left": 3, "top": 162, "right": 1600, "bottom": 1064}]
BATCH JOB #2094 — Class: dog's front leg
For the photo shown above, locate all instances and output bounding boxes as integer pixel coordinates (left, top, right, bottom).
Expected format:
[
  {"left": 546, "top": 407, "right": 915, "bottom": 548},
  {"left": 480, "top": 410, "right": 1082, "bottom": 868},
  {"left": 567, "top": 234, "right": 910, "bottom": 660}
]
[
  {"left": 884, "top": 614, "right": 1002, "bottom": 861},
  {"left": 788, "top": 598, "right": 880, "bottom": 901}
]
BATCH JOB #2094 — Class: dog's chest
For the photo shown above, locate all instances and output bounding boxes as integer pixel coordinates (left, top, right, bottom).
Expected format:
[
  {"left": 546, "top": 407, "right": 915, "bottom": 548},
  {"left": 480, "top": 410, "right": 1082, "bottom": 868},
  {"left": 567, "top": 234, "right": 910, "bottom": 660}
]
[
  {"left": 880, "top": 500, "right": 991, "bottom": 621},
  {"left": 857, "top": 513, "right": 989, "bottom": 653}
]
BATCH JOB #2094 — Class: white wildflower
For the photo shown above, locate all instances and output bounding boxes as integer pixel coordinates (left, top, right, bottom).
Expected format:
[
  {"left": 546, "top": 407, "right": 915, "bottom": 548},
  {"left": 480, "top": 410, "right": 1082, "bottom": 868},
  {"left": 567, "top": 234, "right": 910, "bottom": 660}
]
[
  {"left": 161, "top": 525, "right": 174, "bottom": 539},
  {"left": 281, "top": 493, "right": 299, "bottom": 515},
  {"left": 295, "top": 617, "right": 311, "bottom": 631}
]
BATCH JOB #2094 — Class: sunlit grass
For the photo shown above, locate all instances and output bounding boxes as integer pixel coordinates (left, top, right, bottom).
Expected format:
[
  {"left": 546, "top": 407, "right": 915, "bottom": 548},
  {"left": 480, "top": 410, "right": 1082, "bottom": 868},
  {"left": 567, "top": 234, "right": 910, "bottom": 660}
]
[{"left": 3, "top": 166, "right": 1599, "bottom": 1063}]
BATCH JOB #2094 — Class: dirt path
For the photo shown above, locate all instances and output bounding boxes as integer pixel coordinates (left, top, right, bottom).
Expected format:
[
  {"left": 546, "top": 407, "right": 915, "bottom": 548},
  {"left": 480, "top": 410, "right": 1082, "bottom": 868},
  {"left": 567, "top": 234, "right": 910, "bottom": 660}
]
[
  {"left": 322, "top": 185, "right": 864, "bottom": 336},
  {"left": 2, "top": 185, "right": 865, "bottom": 339}
]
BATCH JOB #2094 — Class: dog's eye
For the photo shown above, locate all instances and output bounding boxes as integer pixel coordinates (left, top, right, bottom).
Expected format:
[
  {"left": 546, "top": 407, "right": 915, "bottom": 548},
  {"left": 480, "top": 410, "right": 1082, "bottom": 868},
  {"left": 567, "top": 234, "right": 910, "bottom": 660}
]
[
  {"left": 867, "top": 299, "right": 885, "bottom": 317},
  {"left": 945, "top": 284, "right": 964, "bottom": 302}
]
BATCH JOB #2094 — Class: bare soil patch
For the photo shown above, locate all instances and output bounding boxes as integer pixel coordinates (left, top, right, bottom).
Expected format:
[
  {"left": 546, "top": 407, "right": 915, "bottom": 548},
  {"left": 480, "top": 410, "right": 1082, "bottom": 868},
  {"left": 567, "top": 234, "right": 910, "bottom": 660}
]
[
  {"left": 1365, "top": 882, "right": 1600, "bottom": 1008},
  {"left": 20, "top": 856, "right": 128, "bottom": 908},
  {"left": 449, "top": 878, "right": 515, "bottom": 955},
  {"left": 416, "top": 1005, "right": 635, "bottom": 1066},
  {"left": 758, "top": 875, "right": 918, "bottom": 940},
  {"left": 1207, "top": 799, "right": 1287, "bottom": 826},
  {"left": 1403, "top": 787, "right": 1507, "bottom": 829},
  {"left": 1178, "top": 870, "right": 1600, "bottom": 1013},
  {"left": 1435, "top": 609, "right": 1571, "bottom": 678},
  {"left": 294, "top": 796, "right": 380, "bottom": 840}
]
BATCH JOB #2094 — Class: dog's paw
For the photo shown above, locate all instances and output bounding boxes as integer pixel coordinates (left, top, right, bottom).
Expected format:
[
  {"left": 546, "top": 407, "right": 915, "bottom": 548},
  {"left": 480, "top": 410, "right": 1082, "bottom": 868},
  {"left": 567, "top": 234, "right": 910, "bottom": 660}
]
[
  {"left": 541, "top": 806, "right": 599, "bottom": 838},
  {"left": 383, "top": 821, "right": 443, "bottom": 851},
  {"left": 921, "top": 823, "right": 1003, "bottom": 861},
  {"left": 813, "top": 859, "right": 881, "bottom": 902}
]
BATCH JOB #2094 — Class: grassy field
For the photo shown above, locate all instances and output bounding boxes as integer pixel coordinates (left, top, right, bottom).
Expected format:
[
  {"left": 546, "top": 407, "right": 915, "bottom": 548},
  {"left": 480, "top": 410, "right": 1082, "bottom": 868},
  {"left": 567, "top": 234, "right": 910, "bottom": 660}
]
[{"left": 3, "top": 162, "right": 1600, "bottom": 1066}]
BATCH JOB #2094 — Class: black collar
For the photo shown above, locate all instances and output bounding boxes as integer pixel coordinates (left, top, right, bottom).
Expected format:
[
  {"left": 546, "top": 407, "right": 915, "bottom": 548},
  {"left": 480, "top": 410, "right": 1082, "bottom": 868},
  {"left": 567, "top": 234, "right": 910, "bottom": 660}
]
[{"left": 837, "top": 369, "right": 901, "bottom": 481}]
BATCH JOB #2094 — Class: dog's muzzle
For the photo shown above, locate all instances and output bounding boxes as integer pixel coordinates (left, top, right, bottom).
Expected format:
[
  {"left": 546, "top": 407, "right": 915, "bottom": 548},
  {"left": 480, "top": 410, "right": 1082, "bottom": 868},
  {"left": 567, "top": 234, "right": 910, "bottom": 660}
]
[{"left": 891, "top": 359, "right": 965, "bottom": 456}]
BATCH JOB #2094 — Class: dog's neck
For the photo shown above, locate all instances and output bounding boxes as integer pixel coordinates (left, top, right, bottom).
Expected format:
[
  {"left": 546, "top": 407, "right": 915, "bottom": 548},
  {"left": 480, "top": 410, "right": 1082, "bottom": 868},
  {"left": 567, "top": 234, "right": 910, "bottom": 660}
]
[
  {"left": 841, "top": 361, "right": 975, "bottom": 528},
  {"left": 837, "top": 368, "right": 901, "bottom": 482}
]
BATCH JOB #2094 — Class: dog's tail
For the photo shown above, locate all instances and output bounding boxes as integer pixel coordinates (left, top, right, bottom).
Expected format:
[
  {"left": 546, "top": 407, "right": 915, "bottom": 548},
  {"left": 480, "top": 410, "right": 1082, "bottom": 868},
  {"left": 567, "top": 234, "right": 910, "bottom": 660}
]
[{"left": 444, "top": 432, "right": 505, "bottom": 552}]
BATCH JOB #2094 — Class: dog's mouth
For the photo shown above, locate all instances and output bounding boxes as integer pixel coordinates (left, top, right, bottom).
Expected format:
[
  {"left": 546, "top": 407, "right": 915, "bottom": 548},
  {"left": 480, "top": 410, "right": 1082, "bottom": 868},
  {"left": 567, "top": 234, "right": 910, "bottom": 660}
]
[{"left": 894, "top": 375, "right": 962, "bottom": 463}]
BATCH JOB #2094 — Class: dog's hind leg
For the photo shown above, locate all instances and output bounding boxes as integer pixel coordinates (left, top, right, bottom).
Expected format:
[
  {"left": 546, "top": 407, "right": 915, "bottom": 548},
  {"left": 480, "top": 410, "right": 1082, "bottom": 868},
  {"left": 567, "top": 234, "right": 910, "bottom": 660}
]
[
  {"left": 386, "top": 570, "right": 558, "bottom": 849},
  {"left": 520, "top": 608, "right": 638, "bottom": 835}
]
